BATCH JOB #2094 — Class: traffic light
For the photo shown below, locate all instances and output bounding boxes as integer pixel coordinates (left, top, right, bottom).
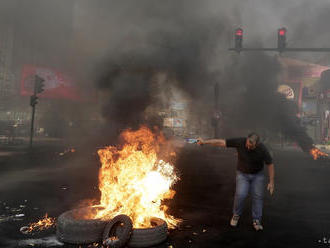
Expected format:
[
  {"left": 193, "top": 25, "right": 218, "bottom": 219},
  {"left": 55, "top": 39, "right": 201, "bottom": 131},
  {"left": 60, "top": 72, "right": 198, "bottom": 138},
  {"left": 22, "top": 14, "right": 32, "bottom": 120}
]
[
  {"left": 30, "top": 95, "right": 38, "bottom": 107},
  {"left": 35, "top": 75, "right": 45, "bottom": 94},
  {"left": 235, "top": 28, "right": 243, "bottom": 51},
  {"left": 278, "top": 27, "right": 287, "bottom": 51}
]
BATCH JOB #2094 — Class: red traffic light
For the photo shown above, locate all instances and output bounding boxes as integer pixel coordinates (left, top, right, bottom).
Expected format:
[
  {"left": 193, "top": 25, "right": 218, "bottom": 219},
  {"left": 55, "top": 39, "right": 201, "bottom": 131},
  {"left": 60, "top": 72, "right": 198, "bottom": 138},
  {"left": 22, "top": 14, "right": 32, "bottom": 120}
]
[
  {"left": 235, "top": 28, "right": 243, "bottom": 36},
  {"left": 234, "top": 28, "right": 243, "bottom": 51},
  {"left": 278, "top": 28, "right": 286, "bottom": 36},
  {"left": 277, "top": 27, "right": 287, "bottom": 50}
]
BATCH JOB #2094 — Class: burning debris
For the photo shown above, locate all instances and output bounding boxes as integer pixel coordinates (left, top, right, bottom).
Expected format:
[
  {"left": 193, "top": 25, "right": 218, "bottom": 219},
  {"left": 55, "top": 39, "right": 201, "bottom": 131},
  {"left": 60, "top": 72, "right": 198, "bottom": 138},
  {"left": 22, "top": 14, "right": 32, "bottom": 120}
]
[
  {"left": 59, "top": 148, "right": 76, "bottom": 156},
  {"left": 310, "top": 147, "right": 329, "bottom": 160},
  {"left": 60, "top": 185, "right": 69, "bottom": 190},
  {"left": 84, "top": 126, "right": 180, "bottom": 228},
  {"left": 20, "top": 214, "right": 56, "bottom": 234}
]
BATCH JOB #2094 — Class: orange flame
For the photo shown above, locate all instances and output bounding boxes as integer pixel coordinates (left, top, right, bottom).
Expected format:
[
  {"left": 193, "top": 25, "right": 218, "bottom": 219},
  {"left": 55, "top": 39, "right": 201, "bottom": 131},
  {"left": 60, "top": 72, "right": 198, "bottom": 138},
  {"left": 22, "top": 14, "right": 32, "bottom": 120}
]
[
  {"left": 91, "top": 126, "right": 180, "bottom": 228},
  {"left": 24, "top": 214, "right": 56, "bottom": 233},
  {"left": 310, "top": 148, "right": 329, "bottom": 160}
]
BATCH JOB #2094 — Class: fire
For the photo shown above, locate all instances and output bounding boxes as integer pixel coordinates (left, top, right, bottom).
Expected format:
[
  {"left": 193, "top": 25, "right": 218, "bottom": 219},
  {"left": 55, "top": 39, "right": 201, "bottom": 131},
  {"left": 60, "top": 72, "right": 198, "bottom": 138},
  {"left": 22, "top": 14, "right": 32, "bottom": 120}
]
[
  {"left": 22, "top": 214, "right": 56, "bottom": 233},
  {"left": 310, "top": 147, "right": 329, "bottom": 160},
  {"left": 92, "top": 126, "right": 180, "bottom": 228}
]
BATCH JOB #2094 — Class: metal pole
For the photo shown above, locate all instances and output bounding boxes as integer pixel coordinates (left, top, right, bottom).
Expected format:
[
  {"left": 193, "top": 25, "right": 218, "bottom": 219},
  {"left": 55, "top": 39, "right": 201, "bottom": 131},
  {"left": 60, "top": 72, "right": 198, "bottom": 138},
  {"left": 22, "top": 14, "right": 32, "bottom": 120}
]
[
  {"left": 29, "top": 76, "right": 37, "bottom": 148},
  {"left": 29, "top": 104, "right": 36, "bottom": 147},
  {"left": 214, "top": 82, "right": 220, "bottom": 138}
]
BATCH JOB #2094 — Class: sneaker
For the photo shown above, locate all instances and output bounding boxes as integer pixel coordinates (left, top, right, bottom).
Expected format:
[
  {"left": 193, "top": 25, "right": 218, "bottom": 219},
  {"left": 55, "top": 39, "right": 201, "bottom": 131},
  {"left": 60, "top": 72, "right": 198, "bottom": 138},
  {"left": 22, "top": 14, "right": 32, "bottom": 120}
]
[
  {"left": 252, "top": 219, "right": 263, "bottom": 231},
  {"left": 230, "top": 215, "right": 240, "bottom": 227}
]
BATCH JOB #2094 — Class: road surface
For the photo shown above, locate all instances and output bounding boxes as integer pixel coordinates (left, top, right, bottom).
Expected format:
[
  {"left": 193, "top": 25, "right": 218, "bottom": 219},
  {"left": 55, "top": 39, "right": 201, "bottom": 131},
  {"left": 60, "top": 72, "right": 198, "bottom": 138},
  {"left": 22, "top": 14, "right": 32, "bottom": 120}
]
[{"left": 0, "top": 144, "right": 329, "bottom": 248}]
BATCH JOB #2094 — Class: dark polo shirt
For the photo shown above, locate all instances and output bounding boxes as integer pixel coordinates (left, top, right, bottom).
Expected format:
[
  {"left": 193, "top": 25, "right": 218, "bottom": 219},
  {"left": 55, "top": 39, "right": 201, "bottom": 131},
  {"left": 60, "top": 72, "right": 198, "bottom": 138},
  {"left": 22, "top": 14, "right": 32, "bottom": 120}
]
[{"left": 226, "top": 137, "right": 273, "bottom": 174}]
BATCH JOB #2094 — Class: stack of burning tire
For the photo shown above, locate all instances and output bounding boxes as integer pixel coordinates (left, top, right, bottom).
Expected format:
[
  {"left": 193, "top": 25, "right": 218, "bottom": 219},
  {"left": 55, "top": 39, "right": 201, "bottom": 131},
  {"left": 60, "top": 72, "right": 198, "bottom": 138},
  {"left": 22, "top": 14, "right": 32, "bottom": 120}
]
[{"left": 56, "top": 207, "right": 168, "bottom": 247}]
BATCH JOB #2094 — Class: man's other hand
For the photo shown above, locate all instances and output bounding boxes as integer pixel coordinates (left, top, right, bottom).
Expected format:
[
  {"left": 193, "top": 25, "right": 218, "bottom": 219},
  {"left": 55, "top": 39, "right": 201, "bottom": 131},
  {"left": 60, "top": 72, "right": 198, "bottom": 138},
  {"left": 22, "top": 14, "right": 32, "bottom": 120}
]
[{"left": 267, "top": 182, "right": 274, "bottom": 195}]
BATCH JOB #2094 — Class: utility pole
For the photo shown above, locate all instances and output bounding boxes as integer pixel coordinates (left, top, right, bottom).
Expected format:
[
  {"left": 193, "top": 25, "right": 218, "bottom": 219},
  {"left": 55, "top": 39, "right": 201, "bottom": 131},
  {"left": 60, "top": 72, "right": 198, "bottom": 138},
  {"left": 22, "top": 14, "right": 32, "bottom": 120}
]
[
  {"left": 29, "top": 75, "right": 45, "bottom": 148},
  {"left": 214, "top": 82, "right": 220, "bottom": 138}
]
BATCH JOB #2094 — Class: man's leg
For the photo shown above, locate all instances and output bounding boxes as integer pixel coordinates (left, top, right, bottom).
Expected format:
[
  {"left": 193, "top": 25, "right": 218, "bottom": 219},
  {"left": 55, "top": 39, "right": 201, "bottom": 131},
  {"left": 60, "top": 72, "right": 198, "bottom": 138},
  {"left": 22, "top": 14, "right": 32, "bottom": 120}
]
[
  {"left": 250, "top": 171, "right": 265, "bottom": 222},
  {"left": 233, "top": 171, "right": 250, "bottom": 216}
]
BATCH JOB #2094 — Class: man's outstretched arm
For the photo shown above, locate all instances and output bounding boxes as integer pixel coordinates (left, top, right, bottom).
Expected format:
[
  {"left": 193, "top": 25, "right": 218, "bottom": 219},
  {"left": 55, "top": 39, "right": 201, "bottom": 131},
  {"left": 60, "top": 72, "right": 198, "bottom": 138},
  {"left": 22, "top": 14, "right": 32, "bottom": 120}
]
[{"left": 197, "top": 138, "right": 226, "bottom": 147}]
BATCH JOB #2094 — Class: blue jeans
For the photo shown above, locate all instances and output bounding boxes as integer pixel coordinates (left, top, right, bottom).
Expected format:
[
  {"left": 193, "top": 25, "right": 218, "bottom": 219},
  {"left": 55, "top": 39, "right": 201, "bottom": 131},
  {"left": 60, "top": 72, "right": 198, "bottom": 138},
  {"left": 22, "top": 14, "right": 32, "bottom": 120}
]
[{"left": 233, "top": 170, "right": 265, "bottom": 221}]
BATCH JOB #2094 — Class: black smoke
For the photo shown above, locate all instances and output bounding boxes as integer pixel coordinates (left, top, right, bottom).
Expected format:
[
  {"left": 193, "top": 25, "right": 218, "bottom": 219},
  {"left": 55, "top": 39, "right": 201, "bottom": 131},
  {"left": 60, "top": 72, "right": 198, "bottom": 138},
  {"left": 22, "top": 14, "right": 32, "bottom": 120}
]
[
  {"left": 219, "top": 53, "right": 314, "bottom": 151},
  {"left": 1, "top": 0, "right": 326, "bottom": 150},
  {"left": 98, "top": 66, "right": 155, "bottom": 130},
  {"left": 94, "top": 1, "right": 318, "bottom": 151},
  {"left": 96, "top": 5, "right": 227, "bottom": 132}
]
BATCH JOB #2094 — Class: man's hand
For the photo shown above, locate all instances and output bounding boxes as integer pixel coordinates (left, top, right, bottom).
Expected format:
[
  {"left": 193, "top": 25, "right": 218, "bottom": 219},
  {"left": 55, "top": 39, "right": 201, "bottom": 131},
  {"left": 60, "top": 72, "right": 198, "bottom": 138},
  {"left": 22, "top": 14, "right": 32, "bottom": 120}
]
[
  {"left": 267, "top": 182, "right": 274, "bottom": 195},
  {"left": 266, "top": 164, "right": 275, "bottom": 196},
  {"left": 197, "top": 137, "right": 204, "bottom": 145}
]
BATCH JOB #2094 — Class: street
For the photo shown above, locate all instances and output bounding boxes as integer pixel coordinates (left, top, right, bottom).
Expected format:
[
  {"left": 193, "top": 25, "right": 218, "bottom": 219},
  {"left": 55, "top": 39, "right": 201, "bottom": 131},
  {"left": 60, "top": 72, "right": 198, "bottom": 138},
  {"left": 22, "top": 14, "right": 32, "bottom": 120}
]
[
  {"left": 0, "top": 143, "right": 329, "bottom": 248},
  {"left": 1, "top": 1, "right": 330, "bottom": 247}
]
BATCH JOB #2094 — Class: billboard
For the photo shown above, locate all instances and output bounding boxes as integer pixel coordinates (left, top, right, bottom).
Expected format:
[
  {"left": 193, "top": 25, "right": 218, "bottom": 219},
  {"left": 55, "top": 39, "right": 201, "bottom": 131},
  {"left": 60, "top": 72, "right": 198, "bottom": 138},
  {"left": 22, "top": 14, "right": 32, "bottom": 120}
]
[{"left": 21, "top": 65, "right": 83, "bottom": 100}]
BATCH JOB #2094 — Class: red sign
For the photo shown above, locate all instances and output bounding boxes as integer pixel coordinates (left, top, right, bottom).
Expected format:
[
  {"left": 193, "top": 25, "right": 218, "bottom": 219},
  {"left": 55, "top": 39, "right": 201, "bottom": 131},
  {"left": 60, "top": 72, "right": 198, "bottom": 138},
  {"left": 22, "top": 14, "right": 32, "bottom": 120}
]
[
  {"left": 304, "top": 66, "right": 329, "bottom": 78},
  {"left": 21, "top": 65, "right": 83, "bottom": 100}
]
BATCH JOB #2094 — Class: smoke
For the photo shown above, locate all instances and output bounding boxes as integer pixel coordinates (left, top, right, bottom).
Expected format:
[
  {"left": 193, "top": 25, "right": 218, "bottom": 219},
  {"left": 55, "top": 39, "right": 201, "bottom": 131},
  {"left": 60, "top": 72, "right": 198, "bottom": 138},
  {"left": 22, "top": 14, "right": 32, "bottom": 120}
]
[
  {"left": 95, "top": 1, "right": 228, "bottom": 132},
  {"left": 0, "top": 0, "right": 75, "bottom": 73},
  {"left": 219, "top": 53, "right": 314, "bottom": 151},
  {"left": 1, "top": 0, "right": 329, "bottom": 149},
  {"left": 98, "top": 66, "right": 155, "bottom": 130},
  {"left": 92, "top": 0, "right": 320, "bottom": 150}
]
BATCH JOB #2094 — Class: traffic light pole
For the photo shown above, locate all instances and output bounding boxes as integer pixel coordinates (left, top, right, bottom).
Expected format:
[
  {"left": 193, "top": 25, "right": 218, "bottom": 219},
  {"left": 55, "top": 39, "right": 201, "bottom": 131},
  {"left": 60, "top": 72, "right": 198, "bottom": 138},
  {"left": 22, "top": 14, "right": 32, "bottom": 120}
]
[
  {"left": 29, "top": 75, "right": 45, "bottom": 148},
  {"left": 29, "top": 101, "right": 36, "bottom": 148},
  {"left": 29, "top": 80, "right": 37, "bottom": 148}
]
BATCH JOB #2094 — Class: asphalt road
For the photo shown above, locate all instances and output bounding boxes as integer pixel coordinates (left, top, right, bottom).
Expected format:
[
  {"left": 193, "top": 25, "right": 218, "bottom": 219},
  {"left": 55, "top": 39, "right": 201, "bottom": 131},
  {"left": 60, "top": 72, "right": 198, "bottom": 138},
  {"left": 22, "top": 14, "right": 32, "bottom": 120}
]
[{"left": 0, "top": 143, "right": 329, "bottom": 248}]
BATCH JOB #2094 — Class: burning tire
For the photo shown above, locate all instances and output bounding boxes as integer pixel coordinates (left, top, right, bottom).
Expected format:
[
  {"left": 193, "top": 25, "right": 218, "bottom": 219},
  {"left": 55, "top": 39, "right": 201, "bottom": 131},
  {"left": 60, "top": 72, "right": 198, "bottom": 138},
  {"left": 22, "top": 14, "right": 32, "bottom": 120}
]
[
  {"left": 56, "top": 206, "right": 108, "bottom": 244},
  {"left": 102, "top": 214, "right": 133, "bottom": 248},
  {"left": 127, "top": 217, "right": 168, "bottom": 248}
]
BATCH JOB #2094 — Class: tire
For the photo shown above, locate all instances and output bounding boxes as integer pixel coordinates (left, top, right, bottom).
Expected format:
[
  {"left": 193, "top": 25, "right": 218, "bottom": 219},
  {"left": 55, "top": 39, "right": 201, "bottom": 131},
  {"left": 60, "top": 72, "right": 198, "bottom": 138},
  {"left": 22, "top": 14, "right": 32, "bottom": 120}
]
[
  {"left": 102, "top": 214, "right": 133, "bottom": 248},
  {"left": 56, "top": 206, "right": 108, "bottom": 244},
  {"left": 127, "top": 217, "right": 168, "bottom": 248}
]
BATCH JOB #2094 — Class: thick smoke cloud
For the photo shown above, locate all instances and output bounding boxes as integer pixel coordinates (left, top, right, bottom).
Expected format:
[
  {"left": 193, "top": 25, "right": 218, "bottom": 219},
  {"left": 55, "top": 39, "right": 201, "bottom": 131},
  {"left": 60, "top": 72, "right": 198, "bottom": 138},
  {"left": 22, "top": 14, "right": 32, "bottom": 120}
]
[
  {"left": 98, "top": 67, "right": 154, "bottom": 130},
  {"left": 93, "top": 0, "right": 321, "bottom": 150},
  {"left": 95, "top": 1, "right": 228, "bottom": 132},
  {"left": 220, "top": 53, "right": 314, "bottom": 151},
  {"left": 1, "top": 0, "right": 329, "bottom": 149}
]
